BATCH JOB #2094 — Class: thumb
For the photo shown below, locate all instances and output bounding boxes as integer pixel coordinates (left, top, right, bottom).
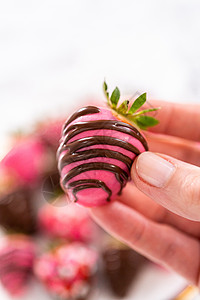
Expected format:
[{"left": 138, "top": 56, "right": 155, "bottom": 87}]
[{"left": 131, "top": 152, "right": 200, "bottom": 221}]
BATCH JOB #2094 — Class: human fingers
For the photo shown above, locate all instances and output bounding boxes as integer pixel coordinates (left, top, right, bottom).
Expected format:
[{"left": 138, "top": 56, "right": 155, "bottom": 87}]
[
  {"left": 131, "top": 152, "right": 200, "bottom": 221},
  {"left": 146, "top": 132, "right": 200, "bottom": 167},
  {"left": 118, "top": 182, "right": 200, "bottom": 238},
  {"left": 145, "top": 100, "right": 200, "bottom": 142},
  {"left": 90, "top": 201, "right": 200, "bottom": 286}
]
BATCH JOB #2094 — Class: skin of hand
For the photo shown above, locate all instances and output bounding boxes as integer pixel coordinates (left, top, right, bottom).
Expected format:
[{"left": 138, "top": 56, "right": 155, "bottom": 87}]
[{"left": 90, "top": 100, "right": 200, "bottom": 287}]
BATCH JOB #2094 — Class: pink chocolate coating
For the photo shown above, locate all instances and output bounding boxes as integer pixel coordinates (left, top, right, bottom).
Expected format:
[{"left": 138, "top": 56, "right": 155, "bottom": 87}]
[
  {"left": 38, "top": 201, "right": 97, "bottom": 242},
  {"left": 0, "top": 234, "right": 35, "bottom": 296},
  {"left": 35, "top": 118, "right": 66, "bottom": 150},
  {"left": 0, "top": 137, "right": 47, "bottom": 186},
  {"left": 58, "top": 106, "right": 147, "bottom": 207}
]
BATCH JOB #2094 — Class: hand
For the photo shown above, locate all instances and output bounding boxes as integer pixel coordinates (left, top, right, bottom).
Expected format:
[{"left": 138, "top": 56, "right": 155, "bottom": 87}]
[{"left": 90, "top": 100, "right": 200, "bottom": 287}]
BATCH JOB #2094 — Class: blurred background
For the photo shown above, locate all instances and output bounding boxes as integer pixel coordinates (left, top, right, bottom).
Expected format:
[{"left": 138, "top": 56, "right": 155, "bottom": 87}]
[{"left": 0, "top": 0, "right": 200, "bottom": 299}]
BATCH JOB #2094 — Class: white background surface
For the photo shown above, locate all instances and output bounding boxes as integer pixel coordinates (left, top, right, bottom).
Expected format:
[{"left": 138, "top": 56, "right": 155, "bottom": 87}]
[
  {"left": 1, "top": 0, "right": 200, "bottom": 153},
  {"left": 0, "top": 0, "right": 200, "bottom": 299}
]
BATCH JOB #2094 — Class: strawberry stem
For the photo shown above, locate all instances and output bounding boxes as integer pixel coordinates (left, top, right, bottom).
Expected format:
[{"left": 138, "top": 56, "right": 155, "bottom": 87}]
[
  {"left": 130, "top": 107, "right": 161, "bottom": 117},
  {"left": 103, "top": 81, "right": 160, "bottom": 130}
]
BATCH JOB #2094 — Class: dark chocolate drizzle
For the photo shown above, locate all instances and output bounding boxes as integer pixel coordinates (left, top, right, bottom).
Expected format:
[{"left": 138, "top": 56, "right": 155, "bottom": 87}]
[
  {"left": 58, "top": 106, "right": 148, "bottom": 202},
  {"left": 63, "top": 120, "right": 148, "bottom": 149},
  {"left": 68, "top": 179, "right": 112, "bottom": 202},
  {"left": 62, "top": 162, "right": 128, "bottom": 188},
  {"left": 59, "top": 136, "right": 141, "bottom": 157},
  {"left": 64, "top": 106, "right": 100, "bottom": 128},
  {"left": 58, "top": 149, "right": 132, "bottom": 171}
]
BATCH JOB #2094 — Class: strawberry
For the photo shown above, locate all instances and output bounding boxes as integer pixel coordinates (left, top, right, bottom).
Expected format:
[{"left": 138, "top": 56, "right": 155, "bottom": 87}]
[
  {"left": 0, "top": 137, "right": 49, "bottom": 189},
  {"left": 0, "top": 234, "right": 35, "bottom": 296},
  {"left": 102, "top": 237, "right": 147, "bottom": 297},
  {"left": 38, "top": 200, "right": 97, "bottom": 243},
  {"left": 34, "top": 118, "right": 66, "bottom": 151},
  {"left": 0, "top": 188, "right": 37, "bottom": 234},
  {"left": 34, "top": 243, "right": 98, "bottom": 300},
  {"left": 57, "top": 82, "right": 159, "bottom": 207}
]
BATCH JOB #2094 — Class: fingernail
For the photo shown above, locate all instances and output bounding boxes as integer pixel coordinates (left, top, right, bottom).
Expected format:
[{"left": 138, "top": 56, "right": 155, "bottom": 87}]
[{"left": 136, "top": 152, "right": 175, "bottom": 188}]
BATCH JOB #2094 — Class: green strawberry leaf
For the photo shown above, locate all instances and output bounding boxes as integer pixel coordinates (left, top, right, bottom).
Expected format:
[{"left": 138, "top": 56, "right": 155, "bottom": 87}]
[
  {"left": 103, "top": 81, "right": 160, "bottom": 131},
  {"left": 110, "top": 86, "right": 120, "bottom": 109},
  {"left": 117, "top": 100, "right": 129, "bottom": 114},
  {"left": 134, "top": 115, "right": 159, "bottom": 129},
  {"left": 103, "top": 81, "right": 109, "bottom": 102},
  {"left": 133, "top": 107, "right": 160, "bottom": 116},
  {"left": 128, "top": 93, "right": 146, "bottom": 114}
]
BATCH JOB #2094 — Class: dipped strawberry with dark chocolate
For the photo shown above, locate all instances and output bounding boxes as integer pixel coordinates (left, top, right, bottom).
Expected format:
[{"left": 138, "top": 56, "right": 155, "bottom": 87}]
[{"left": 58, "top": 82, "right": 159, "bottom": 207}]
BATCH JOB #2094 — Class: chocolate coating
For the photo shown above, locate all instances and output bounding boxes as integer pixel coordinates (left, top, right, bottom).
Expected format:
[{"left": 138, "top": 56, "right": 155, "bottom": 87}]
[
  {"left": 63, "top": 106, "right": 100, "bottom": 128},
  {"left": 58, "top": 106, "right": 148, "bottom": 203},
  {"left": 103, "top": 247, "right": 147, "bottom": 297},
  {"left": 68, "top": 179, "right": 112, "bottom": 202},
  {"left": 0, "top": 189, "right": 36, "bottom": 234}
]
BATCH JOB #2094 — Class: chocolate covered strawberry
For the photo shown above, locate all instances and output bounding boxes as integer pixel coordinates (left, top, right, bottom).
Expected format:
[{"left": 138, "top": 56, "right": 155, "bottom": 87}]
[
  {"left": 58, "top": 82, "right": 159, "bottom": 206},
  {"left": 34, "top": 118, "right": 66, "bottom": 151},
  {"left": 38, "top": 201, "right": 97, "bottom": 243},
  {"left": 0, "top": 137, "right": 47, "bottom": 188},
  {"left": 102, "top": 237, "right": 147, "bottom": 297},
  {"left": 0, "top": 234, "right": 35, "bottom": 296},
  {"left": 34, "top": 243, "right": 98, "bottom": 300}
]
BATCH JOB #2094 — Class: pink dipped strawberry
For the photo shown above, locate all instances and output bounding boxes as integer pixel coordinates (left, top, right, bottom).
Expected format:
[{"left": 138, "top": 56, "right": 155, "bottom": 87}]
[
  {"left": 0, "top": 136, "right": 49, "bottom": 190},
  {"left": 38, "top": 200, "right": 97, "bottom": 243},
  {"left": 57, "top": 82, "right": 159, "bottom": 207},
  {"left": 34, "top": 118, "right": 66, "bottom": 151},
  {"left": 34, "top": 243, "right": 98, "bottom": 300},
  {"left": 0, "top": 234, "right": 35, "bottom": 296}
]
